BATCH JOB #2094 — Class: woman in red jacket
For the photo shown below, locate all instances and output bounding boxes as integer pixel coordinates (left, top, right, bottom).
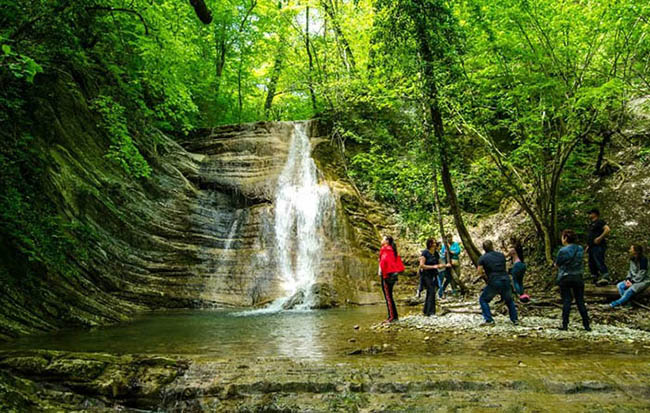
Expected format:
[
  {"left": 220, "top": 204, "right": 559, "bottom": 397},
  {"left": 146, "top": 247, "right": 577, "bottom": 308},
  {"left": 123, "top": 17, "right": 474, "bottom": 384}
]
[{"left": 379, "top": 235, "right": 405, "bottom": 323}]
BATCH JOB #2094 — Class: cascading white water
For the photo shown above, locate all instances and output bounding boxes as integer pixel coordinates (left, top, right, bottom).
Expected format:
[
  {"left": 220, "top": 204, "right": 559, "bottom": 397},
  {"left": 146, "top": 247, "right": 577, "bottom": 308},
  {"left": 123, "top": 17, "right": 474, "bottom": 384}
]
[{"left": 272, "top": 122, "right": 334, "bottom": 309}]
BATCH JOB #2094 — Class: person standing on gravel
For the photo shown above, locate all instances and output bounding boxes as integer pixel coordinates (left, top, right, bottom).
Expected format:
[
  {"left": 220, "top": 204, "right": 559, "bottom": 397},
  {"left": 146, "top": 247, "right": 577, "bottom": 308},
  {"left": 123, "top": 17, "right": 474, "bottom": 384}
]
[
  {"left": 586, "top": 208, "right": 611, "bottom": 286},
  {"left": 555, "top": 229, "right": 591, "bottom": 331},
  {"left": 507, "top": 238, "right": 529, "bottom": 303},
  {"left": 378, "top": 235, "right": 404, "bottom": 323},
  {"left": 419, "top": 238, "right": 449, "bottom": 316},
  {"left": 475, "top": 240, "right": 519, "bottom": 326},
  {"left": 438, "top": 234, "right": 463, "bottom": 298},
  {"left": 607, "top": 244, "right": 648, "bottom": 308}
]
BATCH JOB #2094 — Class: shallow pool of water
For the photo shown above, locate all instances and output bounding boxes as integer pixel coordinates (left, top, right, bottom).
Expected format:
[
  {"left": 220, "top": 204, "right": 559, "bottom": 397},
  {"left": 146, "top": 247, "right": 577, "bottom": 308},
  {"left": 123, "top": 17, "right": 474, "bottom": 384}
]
[
  {"left": 2, "top": 306, "right": 385, "bottom": 359},
  {"left": 2, "top": 305, "right": 643, "bottom": 361}
]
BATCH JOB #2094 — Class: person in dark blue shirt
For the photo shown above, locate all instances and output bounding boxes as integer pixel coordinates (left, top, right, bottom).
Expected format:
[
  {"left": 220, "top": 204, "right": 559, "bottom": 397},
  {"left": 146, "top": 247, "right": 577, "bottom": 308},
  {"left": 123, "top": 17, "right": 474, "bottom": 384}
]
[
  {"left": 555, "top": 229, "right": 591, "bottom": 331},
  {"left": 475, "top": 240, "right": 518, "bottom": 326}
]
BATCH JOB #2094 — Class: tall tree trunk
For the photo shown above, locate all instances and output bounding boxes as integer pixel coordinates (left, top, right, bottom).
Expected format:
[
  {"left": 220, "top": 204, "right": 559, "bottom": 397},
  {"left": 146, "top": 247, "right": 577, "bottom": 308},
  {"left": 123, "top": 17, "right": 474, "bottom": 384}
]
[
  {"left": 215, "top": 24, "right": 227, "bottom": 99},
  {"left": 264, "top": 46, "right": 284, "bottom": 116},
  {"left": 264, "top": 1, "right": 286, "bottom": 116},
  {"left": 305, "top": 5, "right": 317, "bottom": 111},
  {"left": 433, "top": 164, "right": 469, "bottom": 294},
  {"left": 432, "top": 167, "right": 445, "bottom": 240},
  {"left": 411, "top": 4, "right": 481, "bottom": 266},
  {"left": 319, "top": 0, "right": 355, "bottom": 72},
  {"left": 237, "top": 52, "right": 243, "bottom": 123},
  {"left": 437, "top": 132, "right": 481, "bottom": 266}
]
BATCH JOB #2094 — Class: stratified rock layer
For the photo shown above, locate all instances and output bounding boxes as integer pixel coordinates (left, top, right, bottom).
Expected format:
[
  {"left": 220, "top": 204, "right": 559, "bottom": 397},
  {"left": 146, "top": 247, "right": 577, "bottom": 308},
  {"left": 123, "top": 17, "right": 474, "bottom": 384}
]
[{"left": 0, "top": 80, "right": 384, "bottom": 340}]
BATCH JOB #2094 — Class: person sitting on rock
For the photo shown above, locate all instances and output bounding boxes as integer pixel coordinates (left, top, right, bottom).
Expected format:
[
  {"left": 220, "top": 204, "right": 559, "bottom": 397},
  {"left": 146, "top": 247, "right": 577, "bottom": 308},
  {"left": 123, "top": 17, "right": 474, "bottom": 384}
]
[
  {"left": 475, "top": 240, "right": 519, "bottom": 327},
  {"left": 555, "top": 229, "right": 591, "bottom": 331},
  {"left": 608, "top": 244, "right": 648, "bottom": 308},
  {"left": 507, "top": 238, "right": 529, "bottom": 303},
  {"left": 378, "top": 235, "right": 405, "bottom": 323}
]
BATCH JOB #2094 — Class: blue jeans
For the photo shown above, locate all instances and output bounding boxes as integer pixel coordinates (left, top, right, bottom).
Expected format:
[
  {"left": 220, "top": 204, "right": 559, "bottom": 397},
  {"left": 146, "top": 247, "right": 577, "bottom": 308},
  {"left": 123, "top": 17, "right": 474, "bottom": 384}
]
[
  {"left": 611, "top": 281, "right": 635, "bottom": 307},
  {"left": 510, "top": 262, "right": 526, "bottom": 296},
  {"left": 479, "top": 278, "right": 518, "bottom": 323},
  {"left": 437, "top": 269, "right": 457, "bottom": 298}
]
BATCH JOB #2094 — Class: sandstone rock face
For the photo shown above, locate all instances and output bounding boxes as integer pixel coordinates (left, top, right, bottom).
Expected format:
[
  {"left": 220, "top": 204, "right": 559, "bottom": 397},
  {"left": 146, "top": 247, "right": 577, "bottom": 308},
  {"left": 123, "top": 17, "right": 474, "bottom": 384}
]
[
  {"left": 0, "top": 84, "right": 383, "bottom": 339},
  {"left": 175, "top": 120, "right": 381, "bottom": 308}
]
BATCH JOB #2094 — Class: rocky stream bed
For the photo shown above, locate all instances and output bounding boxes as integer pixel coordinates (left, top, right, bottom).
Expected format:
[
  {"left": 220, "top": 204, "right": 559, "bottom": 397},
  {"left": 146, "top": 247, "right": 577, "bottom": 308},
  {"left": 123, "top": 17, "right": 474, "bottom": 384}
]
[{"left": 2, "top": 304, "right": 650, "bottom": 412}]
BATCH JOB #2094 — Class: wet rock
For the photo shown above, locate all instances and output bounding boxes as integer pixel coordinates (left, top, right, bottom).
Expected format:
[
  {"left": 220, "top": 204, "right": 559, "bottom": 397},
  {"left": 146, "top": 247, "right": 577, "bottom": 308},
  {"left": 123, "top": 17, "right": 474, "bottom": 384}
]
[
  {"left": 309, "top": 283, "right": 339, "bottom": 309},
  {"left": 282, "top": 290, "right": 306, "bottom": 310}
]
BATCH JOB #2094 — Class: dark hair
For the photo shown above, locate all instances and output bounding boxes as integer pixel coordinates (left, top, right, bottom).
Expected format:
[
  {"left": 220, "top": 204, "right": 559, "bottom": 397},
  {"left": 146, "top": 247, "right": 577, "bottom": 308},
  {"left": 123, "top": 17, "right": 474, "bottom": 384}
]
[
  {"left": 385, "top": 235, "right": 398, "bottom": 258},
  {"left": 426, "top": 238, "right": 436, "bottom": 250},
  {"left": 632, "top": 244, "right": 644, "bottom": 262},
  {"left": 562, "top": 229, "right": 578, "bottom": 244},
  {"left": 482, "top": 240, "right": 494, "bottom": 252},
  {"left": 511, "top": 238, "right": 524, "bottom": 263},
  {"left": 588, "top": 208, "right": 600, "bottom": 216}
]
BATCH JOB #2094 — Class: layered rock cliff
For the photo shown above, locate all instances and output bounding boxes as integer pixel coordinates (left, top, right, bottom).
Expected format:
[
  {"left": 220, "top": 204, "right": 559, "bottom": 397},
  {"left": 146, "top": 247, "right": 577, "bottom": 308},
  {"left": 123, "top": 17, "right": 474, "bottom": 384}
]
[{"left": 0, "top": 79, "right": 385, "bottom": 340}]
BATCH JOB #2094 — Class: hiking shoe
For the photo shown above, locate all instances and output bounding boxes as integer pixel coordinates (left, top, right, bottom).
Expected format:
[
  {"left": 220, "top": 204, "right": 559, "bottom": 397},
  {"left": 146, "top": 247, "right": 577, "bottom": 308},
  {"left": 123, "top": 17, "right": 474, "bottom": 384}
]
[
  {"left": 584, "top": 325, "right": 592, "bottom": 332},
  {"left": 558, "top": 325, "right": 568, "bottom": 331},
  {"left": 512, "top": 320, "right": 520, "bottom": 326},
  {"left": 480, "top": 321, "right": 495, "bottom": 327},
  {"left": 596, "top": 278, "right": 610, "bottom": 287},
  {"left": 519, "top": 294, "right": 531, "bottom": 303}
]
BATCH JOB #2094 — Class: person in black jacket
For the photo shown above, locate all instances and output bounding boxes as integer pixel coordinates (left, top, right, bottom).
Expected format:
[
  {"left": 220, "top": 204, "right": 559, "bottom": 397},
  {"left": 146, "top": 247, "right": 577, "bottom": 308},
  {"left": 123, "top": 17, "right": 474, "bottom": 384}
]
[
  {"left": 586, "top": 208, "right": 611, "bottom": 286},
  {"left": 419, "top": 238, "right": 448, "bottom": 316}
]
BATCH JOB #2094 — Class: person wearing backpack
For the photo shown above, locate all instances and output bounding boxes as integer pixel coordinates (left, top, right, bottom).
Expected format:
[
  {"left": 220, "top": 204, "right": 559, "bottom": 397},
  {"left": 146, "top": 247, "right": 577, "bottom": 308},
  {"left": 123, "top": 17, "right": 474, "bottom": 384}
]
[
  {"left": 555, "top": 229, "right": 591, "bottom": 331},
  {"left": 378, "top": 235, "right": 405, "bottom": 323}
]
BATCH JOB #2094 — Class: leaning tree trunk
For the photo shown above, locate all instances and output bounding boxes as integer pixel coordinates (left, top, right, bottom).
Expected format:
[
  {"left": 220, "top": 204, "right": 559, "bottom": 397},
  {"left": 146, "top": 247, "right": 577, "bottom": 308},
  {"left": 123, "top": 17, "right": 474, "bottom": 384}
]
[
  {"left": 410, "top": 2, "right": 481, "bottom": 266},
  {"left": 437, "top": 134, "right": 481, "bottom": 266}
]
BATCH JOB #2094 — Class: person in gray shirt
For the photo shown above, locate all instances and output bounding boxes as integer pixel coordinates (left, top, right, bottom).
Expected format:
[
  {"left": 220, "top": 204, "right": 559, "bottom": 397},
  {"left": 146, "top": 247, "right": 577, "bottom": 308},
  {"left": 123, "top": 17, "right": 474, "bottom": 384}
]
[{"left": 608, "top": 244, "right": 648, "bottom": 308}]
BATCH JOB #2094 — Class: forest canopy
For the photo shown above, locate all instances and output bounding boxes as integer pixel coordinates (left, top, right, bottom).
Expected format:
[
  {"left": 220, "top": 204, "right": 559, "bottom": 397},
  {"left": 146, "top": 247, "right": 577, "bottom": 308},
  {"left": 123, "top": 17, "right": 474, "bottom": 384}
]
[{"left": 2, "top": 0, "right": 650, "bottom": 270}]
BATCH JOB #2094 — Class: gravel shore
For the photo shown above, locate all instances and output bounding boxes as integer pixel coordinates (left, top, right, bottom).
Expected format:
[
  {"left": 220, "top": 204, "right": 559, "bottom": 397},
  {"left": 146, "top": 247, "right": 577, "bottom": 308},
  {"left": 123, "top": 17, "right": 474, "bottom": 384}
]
[{"left": 375, "top": 312, "right": 650, "bottom": 343}]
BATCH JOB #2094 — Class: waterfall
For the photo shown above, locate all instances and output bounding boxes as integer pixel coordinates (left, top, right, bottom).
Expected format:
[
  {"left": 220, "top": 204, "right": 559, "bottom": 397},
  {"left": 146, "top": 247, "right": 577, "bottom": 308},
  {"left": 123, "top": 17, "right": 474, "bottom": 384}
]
[{"left": 272, "top": 122, "right": 334, "bottom": 309}]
